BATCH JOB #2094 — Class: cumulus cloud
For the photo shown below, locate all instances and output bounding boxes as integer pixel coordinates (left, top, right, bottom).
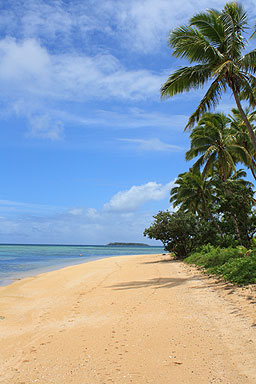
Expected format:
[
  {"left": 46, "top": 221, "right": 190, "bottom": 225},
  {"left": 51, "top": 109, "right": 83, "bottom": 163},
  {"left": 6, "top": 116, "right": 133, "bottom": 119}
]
[
  {"left": 103, "top": 181, "right": 174, "bottom": 212},
  {"left": 0, "top": 180, "right": 174, "bottom": 243},
  {"left": 0, "top": 38, "right": 50, "bottom": 84},
  {"left": 118, "top": 138, "right": 184, "bottom": 151}
]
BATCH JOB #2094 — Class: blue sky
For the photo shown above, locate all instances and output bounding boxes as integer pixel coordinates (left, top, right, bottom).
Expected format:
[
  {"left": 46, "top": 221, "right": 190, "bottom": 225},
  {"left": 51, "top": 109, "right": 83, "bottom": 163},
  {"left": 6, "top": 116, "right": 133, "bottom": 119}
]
[{"left": 0, "top": 0, "right": 255, "bottom": 244}]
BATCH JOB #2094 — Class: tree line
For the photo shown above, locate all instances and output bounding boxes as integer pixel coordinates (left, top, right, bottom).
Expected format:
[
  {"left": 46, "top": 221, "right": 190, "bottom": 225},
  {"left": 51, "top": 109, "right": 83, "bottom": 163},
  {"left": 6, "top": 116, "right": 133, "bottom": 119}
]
[{"left": 144, "top": 2, "right": 256, "bottom": 284}]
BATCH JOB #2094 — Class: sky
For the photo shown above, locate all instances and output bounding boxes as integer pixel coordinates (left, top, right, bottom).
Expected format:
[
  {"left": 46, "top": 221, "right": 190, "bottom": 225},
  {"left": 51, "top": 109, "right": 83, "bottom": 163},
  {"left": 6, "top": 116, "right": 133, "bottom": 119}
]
[{"left": 0, "top": 0, "right": 255, "bottom": 245}]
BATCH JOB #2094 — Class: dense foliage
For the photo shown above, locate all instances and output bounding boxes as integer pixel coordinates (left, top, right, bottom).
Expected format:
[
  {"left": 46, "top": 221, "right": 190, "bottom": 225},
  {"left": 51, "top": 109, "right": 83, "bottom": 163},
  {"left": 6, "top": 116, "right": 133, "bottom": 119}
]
[
  {"left": 185, "top": 245, "right": 256, "bottom": 285},
  {"left": 144, "top": 2, "right": 256, "bottom": 285},
  {"left": 144, "top": 211, "right": 217, "bottom": 258}
]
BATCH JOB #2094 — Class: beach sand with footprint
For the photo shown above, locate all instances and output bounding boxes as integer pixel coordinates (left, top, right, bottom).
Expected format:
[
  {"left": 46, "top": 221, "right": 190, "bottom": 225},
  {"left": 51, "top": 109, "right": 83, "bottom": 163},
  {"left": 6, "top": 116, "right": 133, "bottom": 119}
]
[{"left": 0, "top": 253, "right": 255, "bottom": 383}]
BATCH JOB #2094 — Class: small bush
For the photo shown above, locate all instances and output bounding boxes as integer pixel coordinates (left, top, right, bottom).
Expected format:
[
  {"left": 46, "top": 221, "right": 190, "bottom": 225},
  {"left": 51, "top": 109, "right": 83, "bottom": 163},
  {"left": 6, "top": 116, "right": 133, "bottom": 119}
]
[
  {"left": 209, "top": 254, "right": 256, "bottom": 285},
  {"left": 185, "top": 245, "right": 246, "bottom": 268},
  {"left": 185, "top": 245, "right": 256, "bottom": 285}
]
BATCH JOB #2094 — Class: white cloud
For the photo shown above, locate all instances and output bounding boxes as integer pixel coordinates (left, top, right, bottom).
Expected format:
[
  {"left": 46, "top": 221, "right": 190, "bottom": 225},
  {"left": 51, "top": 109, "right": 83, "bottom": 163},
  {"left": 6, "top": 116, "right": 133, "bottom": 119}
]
[
  {"left": 27, "top": 114, "right": 64, "bottom": 140},
  {"left": 118, "top": 138, "right": 184, "bottom": 151},
  {"left": 0, "top": 1, "right": 97, "bottom": 46},
  {"left": 68, "top": 208, "right": 83, "bottom": 216},
  {"left": 0, "top": 37, "right": 163, "bottom": 102},
  {"left": 0, "top": 209, "right": 159, "bottom": 245},
  {"left": 0, "top": 37, "right": 167, "bottom": 138},
  {"left": 114, "top": 0, "right": 256, "bottom": 52},
  {"left": 1, "top": 0, "right": 252, "bottom": 140},
  {"left": 0, "top": 180, "right": 174, "bottom": 243},
  {"left": 2, "top": 0, "right": 254, "bottom": 54},
  {"left": 85, "top": 208, "right": 100, "bottom": 220},
  {"left": 57, "top": 108, "right": 189, "bottom": 132},
  {"left": 0, "top": 40, "right": 159, "bottom": 140},
  {"left": 103, "top": 181, "right": 174, "bottom": 212},
  {"left": 0, "top": 38, "right": 50, "bottom": 82},
  {"left": 0, "top": 199, "right": 64, "bottom": 215}
]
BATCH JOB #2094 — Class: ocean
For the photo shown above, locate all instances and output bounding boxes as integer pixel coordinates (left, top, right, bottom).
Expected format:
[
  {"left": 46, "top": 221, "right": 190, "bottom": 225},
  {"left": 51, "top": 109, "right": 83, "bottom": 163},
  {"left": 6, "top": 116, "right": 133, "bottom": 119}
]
[{"left": 0, "top": 244, "right": 164, "bottom": 286}]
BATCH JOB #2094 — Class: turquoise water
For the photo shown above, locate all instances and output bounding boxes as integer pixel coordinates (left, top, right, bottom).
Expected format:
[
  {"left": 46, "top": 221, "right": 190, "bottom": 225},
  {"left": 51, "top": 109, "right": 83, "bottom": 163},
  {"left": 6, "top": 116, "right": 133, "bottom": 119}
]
[{"left": 0, "top": 244, "right": 164, "bottom": 286}]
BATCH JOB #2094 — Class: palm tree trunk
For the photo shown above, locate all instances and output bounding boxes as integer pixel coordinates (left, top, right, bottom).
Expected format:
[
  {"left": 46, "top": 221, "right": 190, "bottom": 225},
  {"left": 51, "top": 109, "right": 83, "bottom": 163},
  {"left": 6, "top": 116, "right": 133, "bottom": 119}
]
[
  {"left": 248, "top": 156, "right": 256, "bottom": 181},
  {"left": 232, "top": 88, "right": 256, "bottom": 153},
  {"left": 209, "top": 212, "right": 224, "bottom": 238},
  {"left": 223, "top": 170, "right": 244, "bottom": 245},
  {"left": 249, "top": 163, "right": 256, "bottom": 181}
]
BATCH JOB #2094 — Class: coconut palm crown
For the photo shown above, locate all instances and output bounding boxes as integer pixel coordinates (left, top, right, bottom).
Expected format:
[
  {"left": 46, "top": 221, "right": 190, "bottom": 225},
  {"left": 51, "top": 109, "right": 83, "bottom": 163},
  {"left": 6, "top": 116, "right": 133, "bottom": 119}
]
[
  {"left": 185, "top": 112, "right": 250, "bottom": 180},
  {"left": 229, "top": 107, "right": 256, "bottom": 179},
  {"left": 161, "top": 2, "right": 256, "bottom": 150}
]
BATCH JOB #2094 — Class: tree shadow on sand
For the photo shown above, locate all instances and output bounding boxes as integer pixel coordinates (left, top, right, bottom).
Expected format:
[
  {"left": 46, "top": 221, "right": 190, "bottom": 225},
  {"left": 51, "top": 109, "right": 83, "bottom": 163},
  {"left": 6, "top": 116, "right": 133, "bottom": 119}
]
[
  {"left": 140, "top": 258, "right": 176, "bottom": 265},
  {"left": 108, "top": 276, "right": 198, "bottom": 290}
]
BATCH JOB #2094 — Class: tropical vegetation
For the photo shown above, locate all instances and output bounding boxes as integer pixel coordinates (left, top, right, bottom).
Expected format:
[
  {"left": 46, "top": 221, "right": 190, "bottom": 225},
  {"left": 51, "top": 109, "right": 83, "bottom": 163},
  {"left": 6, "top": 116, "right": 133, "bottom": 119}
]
[
  {"left": 144, "top": 2, "right": 256, "bottom": 285},
  {"left": 161, "top": 2, "right": 256, "bottom": 151}
]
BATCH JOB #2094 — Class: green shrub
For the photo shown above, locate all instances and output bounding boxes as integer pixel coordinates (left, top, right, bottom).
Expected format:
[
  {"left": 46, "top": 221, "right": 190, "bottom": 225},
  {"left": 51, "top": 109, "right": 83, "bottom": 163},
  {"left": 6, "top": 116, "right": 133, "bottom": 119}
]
[
  {"left": 209, "top": 254, "right": 256, "bottom": 285},
  {"left": 144, "top": 211, "right": 217, "bottom": 259},
  {"left": 185, "top": 245, "right": 246, "bottom": 268},
  {"left": 185, "top": 245, "right": 256, "bottom": 285}
]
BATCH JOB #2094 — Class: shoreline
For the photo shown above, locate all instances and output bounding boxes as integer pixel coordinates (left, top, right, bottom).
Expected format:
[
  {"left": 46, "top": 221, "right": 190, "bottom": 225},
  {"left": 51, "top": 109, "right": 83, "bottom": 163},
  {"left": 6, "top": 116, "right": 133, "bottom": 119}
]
[
  {"left": 0, "top": 255, "right": 111, "bottom": 288},
  {"left": 0, "top": 253, "right": 163, "bottom": 289},
  {"left": 0, "top": 245, "right": 164, "bottom": 288},
  {"left": 0, "top": 253, "right": 255, "bottom": 383}
]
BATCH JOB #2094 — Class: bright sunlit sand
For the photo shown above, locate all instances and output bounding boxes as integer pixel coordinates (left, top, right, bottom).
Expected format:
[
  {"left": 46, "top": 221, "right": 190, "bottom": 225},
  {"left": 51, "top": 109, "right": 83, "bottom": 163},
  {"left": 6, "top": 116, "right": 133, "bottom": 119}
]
[{"left": 0, "top": 253, "right": 255, "bottom": 384}]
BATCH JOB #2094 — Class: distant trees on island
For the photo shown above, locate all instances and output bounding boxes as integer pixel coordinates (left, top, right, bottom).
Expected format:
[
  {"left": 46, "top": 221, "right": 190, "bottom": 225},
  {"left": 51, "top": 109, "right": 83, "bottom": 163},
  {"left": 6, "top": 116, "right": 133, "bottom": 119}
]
[
  {"left": 107, "top": 243, "right": 149, "bottom": 247},
  {"left": 144, "top": 2, "right": 256, "bottom": 285}
]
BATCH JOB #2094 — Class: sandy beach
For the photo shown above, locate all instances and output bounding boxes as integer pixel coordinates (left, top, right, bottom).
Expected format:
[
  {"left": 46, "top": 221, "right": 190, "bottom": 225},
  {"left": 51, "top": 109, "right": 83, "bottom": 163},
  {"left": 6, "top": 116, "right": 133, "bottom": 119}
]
[{"left": 0, "top": 253, "right": 255, "bottom": 384}]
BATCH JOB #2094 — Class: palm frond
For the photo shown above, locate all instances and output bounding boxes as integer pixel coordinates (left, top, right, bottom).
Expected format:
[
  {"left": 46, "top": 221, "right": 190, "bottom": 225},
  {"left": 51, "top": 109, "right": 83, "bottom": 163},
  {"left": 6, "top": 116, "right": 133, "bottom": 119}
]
[
  {"left": 223, "top": 2, "right": 248, "bottom": 32},
  {"left": 185, "top": 77, "right": 226, "bottom": 129},
  {"left": 161, "top": 65, "right": 211, "bottom": 98},
  {"left": 231, "top": 144, "right": 251, "bottom": 165},
  {"left": 238, "top": 73, "right": 256, "bottom": 107},
  {"left": 202, "top": 153, "right": 216, "bottom": 177},
  {"left": 190, "top": 10, "right": 224, "bottom": 47},
  {"left": 238, "top": 50, "right": 256, "bottom": 73},
  {"left": 220, "top": 3, "right": 247, "bottom": 59},
  {"left": 203, "top": 145, "right": 216, "bottom": 161},
  {"left": 190, "top": 155, "right": 206, "bottom": 170},
  {"left": 212, "top": 59, "right": 239, "bottom": 77},
  {"left": 250, "top": 27, "right": 256, "bottom": 39},
  {"left": 169, "top": 25, "right": 222, "bottom": 63}
]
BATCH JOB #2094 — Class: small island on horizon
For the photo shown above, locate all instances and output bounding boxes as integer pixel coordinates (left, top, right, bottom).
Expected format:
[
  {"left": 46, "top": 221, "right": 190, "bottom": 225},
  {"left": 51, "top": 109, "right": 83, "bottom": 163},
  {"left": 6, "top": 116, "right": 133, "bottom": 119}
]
[{"left": 107, "top": 242, "right": 149, "bottom": 247}]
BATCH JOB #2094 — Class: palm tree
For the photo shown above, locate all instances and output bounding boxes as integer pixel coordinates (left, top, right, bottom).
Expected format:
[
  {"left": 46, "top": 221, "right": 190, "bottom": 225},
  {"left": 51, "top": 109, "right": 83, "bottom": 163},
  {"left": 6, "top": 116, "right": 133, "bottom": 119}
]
[
  {"left": 185, "top": 112, "right": 251, "bottom": 244},
  {"left": 185, "top": 112, "right": 249, "bottom": 181},
  {"left": 229, "top": 108, "right": 256, "bottom": 180},
  {"left": 161, "top": 2, "right": 256, "bottom": 151},
  {"left": 170, "top": 168, "right": 223, "bottom": 237}
]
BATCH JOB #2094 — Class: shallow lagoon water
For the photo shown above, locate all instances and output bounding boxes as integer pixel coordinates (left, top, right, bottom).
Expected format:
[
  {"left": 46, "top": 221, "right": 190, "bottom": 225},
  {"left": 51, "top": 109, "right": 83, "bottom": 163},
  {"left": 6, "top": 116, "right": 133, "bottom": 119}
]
[{"left": 0, "top": 244, "right": 164, "bottom": 286}]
